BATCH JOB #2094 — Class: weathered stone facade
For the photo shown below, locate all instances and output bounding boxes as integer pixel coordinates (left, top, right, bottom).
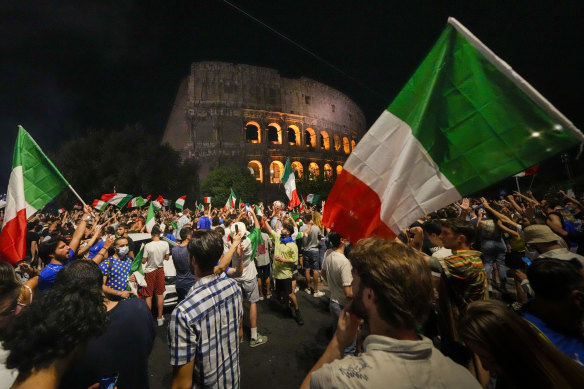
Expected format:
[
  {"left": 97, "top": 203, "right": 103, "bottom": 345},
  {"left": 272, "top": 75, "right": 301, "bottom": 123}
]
[{"left": 162, "top": 61, "right": 367, "bottom": 201}]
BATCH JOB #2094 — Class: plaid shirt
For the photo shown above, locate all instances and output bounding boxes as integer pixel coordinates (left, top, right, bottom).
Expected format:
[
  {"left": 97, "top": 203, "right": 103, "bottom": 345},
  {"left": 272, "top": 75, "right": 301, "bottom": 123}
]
[{"left": 168, "top": 274, "right": 243, "bottom": 389}]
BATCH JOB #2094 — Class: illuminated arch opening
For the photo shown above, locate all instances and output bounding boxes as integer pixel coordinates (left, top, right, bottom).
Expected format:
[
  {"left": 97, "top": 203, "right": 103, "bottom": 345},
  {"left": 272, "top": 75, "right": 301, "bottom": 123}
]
[
  {"left": 323, "top": 163, "right": 333, "bottom": 181},
  {"left": 333, "top": 134, "right": 341, "bottom": 152},
  {"left": 291, "top": 161, "right": 304, "bottom": 179},
  {"left": 247, "top": 160, "right": 263, "bottom": 183},
  {"left": 245, "top": 121, "right": 261, "bottom": 143},
  {"left": 343, "top": 137, "right": 351, "bottom": 154},
  {"left": 336, "top": 165, "right": 343, "bottom": 176},
  {"left": 351, "top": 139, "right": 356, "bottom": 151},
  {"left": 305, "top": 128, "right": 316, "bottom": 148},
  {"left": 270, "top": 160, "right": 284, "bottom": 183},
  {"left": 267, "top": 122, "right": 282, "bottom": 144},
  {"left": 309, "top": 162, "right": 320, "bottom": 180},
  {"left": 320, "top": 131, "right": 330, "bottom": 150},
  {"left": 287, "top": 125, "right": 300, "bottom": 146}
]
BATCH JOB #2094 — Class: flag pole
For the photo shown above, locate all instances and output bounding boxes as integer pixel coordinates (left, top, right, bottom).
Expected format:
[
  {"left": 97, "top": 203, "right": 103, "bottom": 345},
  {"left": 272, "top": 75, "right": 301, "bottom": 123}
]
[
  {"left": 68, "top": 185, "right": 87, "bottom": 207},
  {"left": 515, "top": 176, "right": 521, "bottom": 193},
  {"left": 528, "top": 174, "right": 536, "bottom": 191}
]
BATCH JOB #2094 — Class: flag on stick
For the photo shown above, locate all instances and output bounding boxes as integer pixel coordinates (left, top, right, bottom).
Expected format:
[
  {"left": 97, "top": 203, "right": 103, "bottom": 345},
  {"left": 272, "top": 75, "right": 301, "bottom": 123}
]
[
  {"left": 304, "top": 194, "right": 320, "bottom": 204},
  {"left": 175, "top": 195, "right": 186, "bottom": 210},
  {"left": 106, "top": 193, "right": 133, "bottom": 209},
  {"left": 0, "top": 126, "right": 71, "bottom": 264},
  {"left": 145, "top": 202, "right": 156, "bottom": 233},
  {"left": 152, "top": 195, "right": 164, "bottom": 209},
  {"left": 203, "top": 196, "right": 212, "bottom": 203},
  {"left": 92, "top": 199, "right": 108, "bottom": 211},
  {"left": 323, "top": 17, "right": 583, "bottom": 243},
  {"left": 127, "top": 196, "right": 147, "bottom": 208},
  {"left": 58, "top": 208, "right": 65, "bottom": 214},
  {"left": 282, "top": 158, "right": 301, "bottom": 208},
  {"left": 513, "top": 165, "right": 539, "bottom": 177},
  {"left": 224, "top": 189, "right": 237, "bottom": 210}
]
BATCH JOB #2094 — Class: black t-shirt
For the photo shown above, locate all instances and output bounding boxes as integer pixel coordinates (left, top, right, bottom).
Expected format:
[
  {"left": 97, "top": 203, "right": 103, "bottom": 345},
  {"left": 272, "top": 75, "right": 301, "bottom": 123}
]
[
  {"left": 25, "top": 231, "right": 39, "bottom": 258},
  {"left": 59, "top": 298, "right": 156, "bottom": 389}
]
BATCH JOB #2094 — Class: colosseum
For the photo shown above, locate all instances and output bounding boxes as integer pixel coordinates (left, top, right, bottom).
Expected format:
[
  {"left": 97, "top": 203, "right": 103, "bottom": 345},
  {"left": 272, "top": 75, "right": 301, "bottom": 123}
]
[{"left": 162, "top": 61, "right": 367, "bottom": 201}]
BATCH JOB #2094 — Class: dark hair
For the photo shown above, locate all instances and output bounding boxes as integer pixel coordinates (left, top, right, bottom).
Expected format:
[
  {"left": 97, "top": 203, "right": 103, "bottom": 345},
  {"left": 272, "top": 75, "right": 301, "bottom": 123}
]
[
  {"left": 423, "top": 219, "right": 442, "bottom": 235},
  {"left": 179, "top": 227, "right": 193, "bottom": 241},
  {"left": 460, "top": 300, "right": 584, "bottom": 389},
  {"left": 527, "top": 258, "right": 584, "bottom": 300},
  {"left": 118, "top": 223, "right": 129, "bottom": 230},
  {"left": 328, "top": 231, "right": 343, "bottom": 249},
  {"left": 348, "top": 238, "right": 433, "bottom": 329},
  {"left": 151, "top": 225, "right": 161, "bottom": 236},
  {"left": 187, "top": 230, "right": 224, "bottom": 273},
  {"left": 303, "top": 213, "right": 313, "bottom": 222},
  {"left": 38, "top": 236, "right": 67, "bottom": 265},
  {"left": 282, "top": 222, "right": 294, "bottom": 233},
  {"left": 113, "top": 236, "right": 128, "bottom": 247},
  {"left": 214, "top": 227, "right": 225, "bottom": 237},
  {"left": 212, "top": 216, "right": 220, "bottom": 226},
  {"left": 443, "top": 219, "right": 475, "bottom": 245},
  {"left": 445, "top": 208, "right": 459, "bottom": 219},
  {"left": 3, "top": 260, "right": 108, "bottom": 377},
  {"left": 0, "top": 263, "right": 21, "bottom": 333}
]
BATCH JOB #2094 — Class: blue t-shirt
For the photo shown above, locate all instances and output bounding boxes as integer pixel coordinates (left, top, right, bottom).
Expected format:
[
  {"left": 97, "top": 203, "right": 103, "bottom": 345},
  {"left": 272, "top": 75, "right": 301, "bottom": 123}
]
[
  {"left": 87, "top": 240, "right": 105, "bottom": 260},
  {"left": 38, "top": 248, "right": 75, "bottom": 292},
  {"left": 98, "top": 255, "right": 133, "bottom": 292},
  {"left": 521, "top": 309, "right": 584, "bottom": 363},
  {"left": 197, "top": 216, "right": 211, "bottom": 230},
  {"left": 165, "top": 233, "right": 176, "bottom": 242}
]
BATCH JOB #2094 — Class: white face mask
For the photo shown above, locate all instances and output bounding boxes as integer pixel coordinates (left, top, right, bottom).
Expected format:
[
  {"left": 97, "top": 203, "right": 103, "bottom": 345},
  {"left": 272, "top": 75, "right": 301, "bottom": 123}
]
[{"left": 117, "top": 246, "right": 129, "bottom": 256}]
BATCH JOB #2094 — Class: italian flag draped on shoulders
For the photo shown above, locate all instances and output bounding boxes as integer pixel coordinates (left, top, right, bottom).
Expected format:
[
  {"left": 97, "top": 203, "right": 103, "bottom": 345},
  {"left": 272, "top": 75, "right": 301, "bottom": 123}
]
[
  {"left": 0, "top": 126, "right": 71, "bottom": 264},
  {"left": 323, "top": 18, "right": 584, "bottom": 243}
]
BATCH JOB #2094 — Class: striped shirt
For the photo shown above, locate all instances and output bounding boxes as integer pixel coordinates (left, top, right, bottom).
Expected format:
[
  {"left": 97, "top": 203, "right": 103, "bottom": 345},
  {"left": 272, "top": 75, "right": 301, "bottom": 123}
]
[{"left": 168, "top": 274, "right": 243, "bottom": 389}]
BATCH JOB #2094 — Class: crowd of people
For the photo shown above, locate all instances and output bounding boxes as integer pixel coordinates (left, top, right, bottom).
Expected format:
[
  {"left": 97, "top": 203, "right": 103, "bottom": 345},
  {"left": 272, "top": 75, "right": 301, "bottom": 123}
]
[{"left": 1, "top": 188, "right": 584, "bottom": 388}]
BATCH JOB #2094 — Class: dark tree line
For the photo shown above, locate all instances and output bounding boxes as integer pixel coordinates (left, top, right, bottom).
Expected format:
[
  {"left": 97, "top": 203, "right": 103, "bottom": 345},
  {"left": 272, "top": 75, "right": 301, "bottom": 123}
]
[{"left": 51, "top": 125, "right": 200, "bottom": 207}]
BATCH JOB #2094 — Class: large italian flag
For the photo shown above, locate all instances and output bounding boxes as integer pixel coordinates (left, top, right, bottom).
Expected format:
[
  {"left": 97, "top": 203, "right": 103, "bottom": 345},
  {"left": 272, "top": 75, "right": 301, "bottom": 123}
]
[
  {"left": 282, "top": 159, "right": 301, "bottom": 208},
  {"left": 323, "top": 18, "right": 583, "bottom": 243},
  {"left": 0, "top": 126, "right": 70, "bottom": 264},
  {"left": 145, "top": 202, "right": 156, "bottom": 233}
]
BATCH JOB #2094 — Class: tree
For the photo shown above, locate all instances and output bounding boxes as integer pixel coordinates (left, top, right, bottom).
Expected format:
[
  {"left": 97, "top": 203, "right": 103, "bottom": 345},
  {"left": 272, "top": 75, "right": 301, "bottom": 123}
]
[
  {"left": 201, "top": 165, "right": 261, "bottom": 206},
  {"left": 50, "top": 125, "right": 200, "bottom": 207}
]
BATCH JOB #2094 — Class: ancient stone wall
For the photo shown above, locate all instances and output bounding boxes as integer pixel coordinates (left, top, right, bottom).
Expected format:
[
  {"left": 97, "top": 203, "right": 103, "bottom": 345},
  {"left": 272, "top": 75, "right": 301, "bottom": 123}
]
[{"left": 162, "top": 61, "right": 367, "bottom": 202}]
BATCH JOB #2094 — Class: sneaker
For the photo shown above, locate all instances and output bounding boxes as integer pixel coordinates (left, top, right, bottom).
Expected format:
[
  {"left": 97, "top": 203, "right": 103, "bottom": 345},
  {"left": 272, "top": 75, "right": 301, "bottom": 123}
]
[
  {"left": 313, "top": 291, "right": 325, "bottom": 298},
  {"left": 294, "top": 287, "right": 299, "bottom": 293},
  {"left": 259, "top": 295, "right": 264, "bottom": 301},
  {"left": 295, "top": 309, "right": 304, "bottom": 326},
  {"left": 304, "top": 288, "right": 312, "bottom": 294},
  {"left": 266, "top": 293, "right": 272, "bottom": 299},
  {"left": 250, "top": 334, "right": 269, "bottom": 347},
  {"left": 157, "top": 317, "right": 165, "bottom": 327}
]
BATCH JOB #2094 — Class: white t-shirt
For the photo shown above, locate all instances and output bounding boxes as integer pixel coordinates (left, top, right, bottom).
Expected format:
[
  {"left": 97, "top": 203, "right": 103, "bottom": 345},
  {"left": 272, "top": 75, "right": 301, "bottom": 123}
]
[
  {"left": 322, "top": 250, "right": 352, "bottom": 306},
  {"left": 142, "top": 240, "right": 170, "bottom": 273}
]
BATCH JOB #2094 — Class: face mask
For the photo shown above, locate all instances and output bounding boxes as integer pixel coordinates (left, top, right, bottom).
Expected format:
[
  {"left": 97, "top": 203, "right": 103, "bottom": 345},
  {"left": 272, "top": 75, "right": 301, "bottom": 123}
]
[
  {"left": 117, "top": 246, "right": 129, "bottom": 256},
  {"left": 525, "top": 246, "right": 539, "bottom": 261}
]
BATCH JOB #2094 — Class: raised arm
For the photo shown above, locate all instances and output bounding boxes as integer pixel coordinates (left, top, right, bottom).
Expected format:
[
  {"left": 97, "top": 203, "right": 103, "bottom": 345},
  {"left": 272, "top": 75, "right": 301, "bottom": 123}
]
[
  {"left": 215, "top": 233, "right": 242, "bottom": 275},
  {"left": 69, "top": 205, "right": 92, "bottom": 253}
]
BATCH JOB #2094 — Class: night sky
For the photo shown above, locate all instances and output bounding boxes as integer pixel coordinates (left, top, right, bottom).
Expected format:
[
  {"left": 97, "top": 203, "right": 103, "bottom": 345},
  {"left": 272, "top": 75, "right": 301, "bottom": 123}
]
[{"left": 1, "top": 1, "right": 583, "bottom": 190}]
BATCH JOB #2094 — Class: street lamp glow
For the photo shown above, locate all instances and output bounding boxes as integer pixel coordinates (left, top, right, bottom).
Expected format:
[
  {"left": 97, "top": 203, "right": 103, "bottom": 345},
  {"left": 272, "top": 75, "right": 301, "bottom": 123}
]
[
  {"left": 553, "top": 124, "right": 563, "bottom": 131},
  {"left": 531, "top": 131, "right": 541, "bottom": 138}
]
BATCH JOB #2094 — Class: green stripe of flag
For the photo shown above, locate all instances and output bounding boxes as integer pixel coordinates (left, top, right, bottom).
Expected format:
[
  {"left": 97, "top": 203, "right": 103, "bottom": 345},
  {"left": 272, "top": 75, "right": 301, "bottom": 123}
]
[
  {"left": 388, "top": 21, "right": 582, "bottom": 196},
  {"left": 15, "top": 126, "right": 69, "bottom": 210}
]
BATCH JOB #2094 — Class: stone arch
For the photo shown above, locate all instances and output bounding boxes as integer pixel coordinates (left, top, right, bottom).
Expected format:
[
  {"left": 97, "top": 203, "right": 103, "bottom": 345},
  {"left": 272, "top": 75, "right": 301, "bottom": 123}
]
[
  {"left": 245, "top": 121, "right": 261, "bottom": 143},
  {"left": 308, "top": 162, "right": 320, "bottom": 180},
  {"left": 270, "top": 160, "right": 284, "bottom": 183},
  {"left": 305, "top": 128, "right": 316, "bottom": 148},
  {"left": 351, "top": 139, "right": 356, "bottom": 151},
  {"left": 291, "top": 161, "right": 304, "bottom": 179},
  {"left": 320, "top": 130, "right": 330, "bottom": 150},
  {"left": 333, "top": 134, "right": 341, "bottom": 152},
  {"left": 336, "top": 165, "right": 343, "bottom": 176},
  {"left": 287, "top": 125, "right": 301, "bottom": 146},
  {"left": 267, "top": 122, "right": 282, "bottom": 144},
  {"left": 247, "top": 160, "right": 263, "bottom": 183},
  {"left": 343, "top": 137, "right": 351, "bottom": 154},
  {"left": 323, "top": 163, "right": 333, "bottom": 181}
]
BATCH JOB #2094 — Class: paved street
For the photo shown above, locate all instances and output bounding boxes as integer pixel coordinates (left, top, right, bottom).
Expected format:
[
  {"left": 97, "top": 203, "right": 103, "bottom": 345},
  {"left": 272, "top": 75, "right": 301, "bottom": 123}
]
[{"left": 148, "top": 281, "right": 333, "bottom": 389}]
